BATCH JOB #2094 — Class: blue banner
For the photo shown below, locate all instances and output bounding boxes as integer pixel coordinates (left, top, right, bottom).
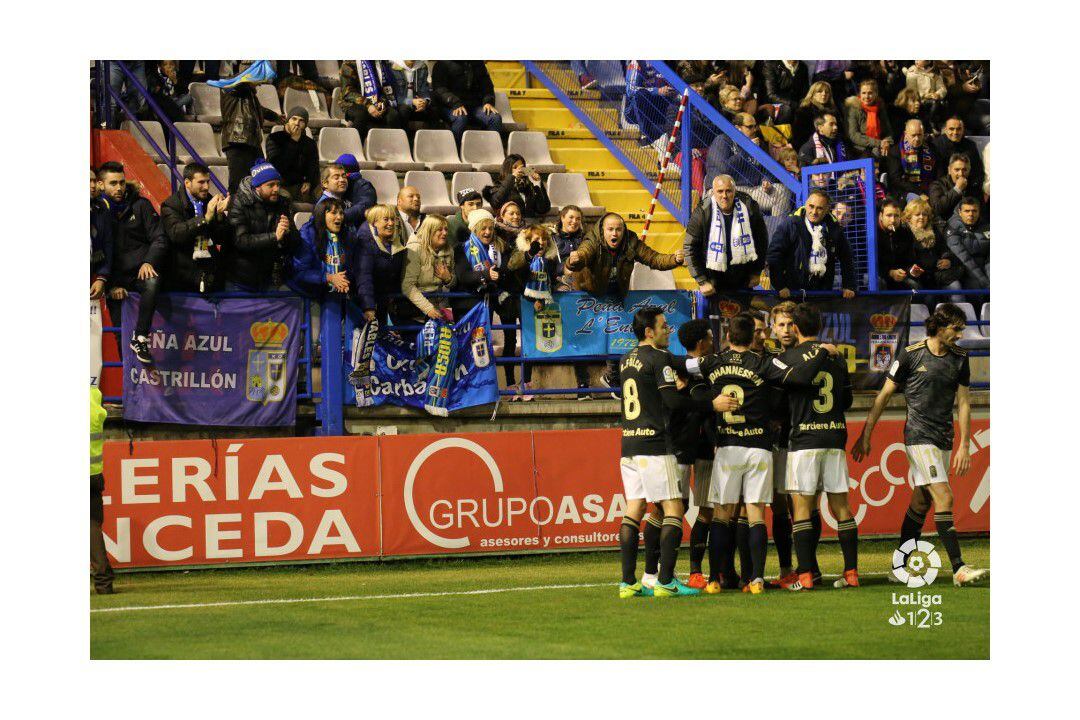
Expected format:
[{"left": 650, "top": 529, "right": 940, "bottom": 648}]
[
  {"left": 521, "top": 291, "right": 695, "bottom": 359},
  {"left": 343, "top": 301, "right": 499, "bottom": 413},
  {"left": 121, "top": 295, "right": 301, "bottom": 426}
]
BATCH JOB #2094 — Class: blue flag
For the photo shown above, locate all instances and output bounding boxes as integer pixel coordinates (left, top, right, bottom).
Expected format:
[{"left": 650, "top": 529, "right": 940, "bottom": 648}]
[{"left": 208, "top": 60, "right": 276, "bottom": 89}]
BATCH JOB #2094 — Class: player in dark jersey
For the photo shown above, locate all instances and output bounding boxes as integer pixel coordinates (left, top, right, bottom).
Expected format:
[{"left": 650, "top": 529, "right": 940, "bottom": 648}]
[
  {"left": 853, "top": 303, "right": 988, "bottom": 586},
  {"left": 617, "top": 307, "right": 735, "bottom": 598},
  {"left": 781, "top": 304, "right": 858, "bottom": 591},
  {"left": 696, "top": 312, "right": 835, "bottom": 594}
]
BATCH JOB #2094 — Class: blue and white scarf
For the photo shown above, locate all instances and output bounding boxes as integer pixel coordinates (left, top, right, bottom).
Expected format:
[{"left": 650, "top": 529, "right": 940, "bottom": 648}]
[
  {"left": 805, "top": 218, "right": 828, "bottom": 277},
  {"left": 359, "top": 60, "right": 397, "bottom": 108},
  {"left": 322, "top": 231, "right": 342, "bottom": 287},
  {"left": 525, "top": 251, "right": 552, "bottom": 301},
  {"left": 464, "top": 232, "right": 492, "bottom": 275},
  {"left": 706, "top": 197, "right": 757, "bottom": 272}
]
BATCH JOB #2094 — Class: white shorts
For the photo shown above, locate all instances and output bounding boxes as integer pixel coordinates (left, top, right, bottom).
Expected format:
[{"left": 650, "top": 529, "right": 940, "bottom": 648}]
[
  {"left": 772, "top": 450, "right": 789, "bottom": 494},
  {"left": 677, "top": 460, "right": 715, "bottom": 508},
  {"left": 906, "top": 444, "right": 950, "bottom": 487},
  {"left": 621, "top": 455, "right": 681, "bottom": 503},
  {"left": 709, "top": 446, "right": 774, "bottom": 505},
  {"left": 785, "top": 448, "right": 850, "bottom": 496}
]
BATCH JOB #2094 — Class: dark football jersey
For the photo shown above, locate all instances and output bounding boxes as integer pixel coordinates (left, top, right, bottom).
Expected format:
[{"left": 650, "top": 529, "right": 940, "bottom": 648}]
[
  {"left": 697, "top": 349, "right": 783, "bottom": 450},
  {"left": 619, "top": 344, "right": 678, "bottom": 457},
  {"left": 764, "top": 344, "right": 793, "bottom": 449},
  {"left": 887, "top": 339, "right": 970, "bottom": 450},
  {"left": 668, "top": 368, "right": 716, "bottom": 463},
  {"left": 782, "top": 341, "right": 853, "bottom": 451}
]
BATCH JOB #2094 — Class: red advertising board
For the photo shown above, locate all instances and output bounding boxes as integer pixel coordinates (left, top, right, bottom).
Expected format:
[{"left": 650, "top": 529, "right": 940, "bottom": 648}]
[{"left": 101, "top": 420, "right": 989, "bottom": 568}]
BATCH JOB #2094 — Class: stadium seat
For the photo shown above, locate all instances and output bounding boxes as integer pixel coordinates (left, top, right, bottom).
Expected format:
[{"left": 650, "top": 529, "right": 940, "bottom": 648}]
[
  {"left": 256, "top": 83, "right": 283, "bottom": 117},
  {"left": 330, "top": 87, "right": 346, "bottom": 121},
  {"left": 493, "top": 92, "right": 526, "bottom": 132},
  {"left": 980, "top": 302, "right": 990, "bottom": 339},
  {"left": 188, "top": 82, "right": 222, "bottom": 125},
  {"left": 209, "top": 166, "right": 228, "bottom": 196},
  {"left": 317, "top": 127, "right": 377, "bottom": 169},
  {"left": 546, "top": 173, "right": 604, "bottom": 216},
  {"left": 507, "top": 131, "right": 566, "bottom": 174},
  {"left": 293, "top": 211, "right": 312, "bottom": 229},
  {"left": 365, "top": 128, "right": 425, "bottom": 171},
  {"left": 451, "top": 171, "right": 495, "bottom": 210},
  {"left": 413, "top": 129, "right": 472, "bottom": 172},
  {"left": 172, "top": 122, "right": 227, "bottom": 165},
  {"left": 403, "top": 170, "right": 457, "bottom": 215},
  {"left": 909, "top": 304, "right": 929, "bottom": 343},
  {"left": 360, "top": 169, "right": 401, "bottom": 205},
  {"left": 315, "top": 60, "right": 341, "bottom": 86},
  {"left": 953, "top": 302, "right": 989, "bottom": 350},
  {"left": 969, "top": 135, "right": 990, "bottom": 155},
  {"left": 460, "top": 130, "right": 505, "bottom": 173},
  {"left": 157, "top": 163, "right": 183, "bottom": 185},
  {"left": 282, "top": 88, "right": 338, "bottom": 129},
  {"left": 121, "top": 120, "right": 168, "bottom": 161}
]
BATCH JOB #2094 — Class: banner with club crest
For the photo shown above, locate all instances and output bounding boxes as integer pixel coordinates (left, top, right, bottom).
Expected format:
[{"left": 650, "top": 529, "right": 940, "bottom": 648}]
[
  {"left": 121, "top": 295, "right": 302, "bottom": 426},
  {"left": 520, "top": 291, "right": 696, "bottom": 359}
]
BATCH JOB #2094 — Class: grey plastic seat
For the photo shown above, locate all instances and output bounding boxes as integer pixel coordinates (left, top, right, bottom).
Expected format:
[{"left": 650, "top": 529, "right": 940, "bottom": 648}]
[
  {"left": 315, "top": 60, "right": 341, "bottom": 85},
  {"left": 546, "top": 173, "right": 604, "bottom": 216},
  {"left": 365, "top": 128, "right": 425, "bottom": 171},
  {"left": 360, "top": 169, "right": 401, "bottom": 205},
  {"left": 979, "top": 302, "right": 990, "bottom": 339},
  {"left": 282, "top": 88, "right": 338, "bottom": 128},
  {"left": 256, "top": 83, "right": 283, "bottom": 117},
  {"left": 403, "top": 171, "right": 457, "bottom": 215},
  {"left": 172, "top": 122, "right": 227, "bottom": 165},
  {"left": 413, "top": 129, "right": 471, "bottom": 172},
  {"left": 460, "top": 130, "right": 505, "bottom": 173},
  {"left": 209, "top": 166, "right": 228, "bottom": 196},
  {"left": 330, "top": 87, "right": 346, "bottom": 121},
  {"left": 909, "top": 304, "right": 929, "bottom": 343},
  {"left": 507, "top": 131, "right": 565, "bottom": 174},
  {"left": 954, "top": 302, "right": 989, "bottom": 350},
  {"left": 122, "top": 120, "right": 168, "bottom": 161},
  {"left": 493, "top": 92, "right": 526, "bottom": 132},
  {"left": 317, "top": 127, "right": 377, "bottom": 168},
  {"left": 293, "top": 211, "right": 312, "bottom": 229},
  {"left": 450, "top": 171, "right": 495, "bottom": 211},
  {"left": 189, "top": 82, "right": 222, "bottom": 125},
  {"left": 157, "top": 163, "right": 184, "bottom": 185}
]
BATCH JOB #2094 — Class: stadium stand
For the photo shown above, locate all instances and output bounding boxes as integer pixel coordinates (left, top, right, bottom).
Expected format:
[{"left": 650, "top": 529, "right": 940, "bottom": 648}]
[
  {"left": 364, "top": 129, "right": 426, "bottom": 172},
  {"left": 360, "top": 169, "right": 402, "bottom": 205},
  {"left": 460, "top": 130, "right": 505, "bottom": 173},
  {"left": 403, "top": 170, "right": 457, "bottom": 215}
]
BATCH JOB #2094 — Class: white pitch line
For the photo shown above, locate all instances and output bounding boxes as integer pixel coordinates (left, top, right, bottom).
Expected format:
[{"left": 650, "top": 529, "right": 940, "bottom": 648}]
[{"left": 90, "top": 568, "right": 969, "bottom": 616}]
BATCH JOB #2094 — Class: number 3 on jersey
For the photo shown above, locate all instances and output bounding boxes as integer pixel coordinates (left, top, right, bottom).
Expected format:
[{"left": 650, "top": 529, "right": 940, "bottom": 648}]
[
  {"left": 622, "top": 378, "right": 640, "bottom": 420},
  {"left": 812, "top": 371, "right": 834, "bottom": 413}
]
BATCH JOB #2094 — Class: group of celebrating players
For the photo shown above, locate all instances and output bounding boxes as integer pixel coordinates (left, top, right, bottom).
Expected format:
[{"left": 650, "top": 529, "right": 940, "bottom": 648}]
[{"left": 617, "top": 300, "right": 989, "bottom": 598}]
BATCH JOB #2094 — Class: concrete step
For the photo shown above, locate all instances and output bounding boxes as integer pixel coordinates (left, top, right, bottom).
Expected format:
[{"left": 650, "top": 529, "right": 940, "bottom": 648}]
[
  {"left": 487, "top": 66, "right": 528, "bottom": 90},
  {"left": 549, "top": 147, "right": 626, "bottom": 171},
  {"left": 510, "top": 107, "right": 584, "bottom": 130}
]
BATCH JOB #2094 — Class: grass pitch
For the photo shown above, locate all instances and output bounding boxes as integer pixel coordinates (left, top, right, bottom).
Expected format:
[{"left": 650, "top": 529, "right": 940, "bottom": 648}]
[{"left": 90, "top": 537, "right": 989, "bottom": 659}]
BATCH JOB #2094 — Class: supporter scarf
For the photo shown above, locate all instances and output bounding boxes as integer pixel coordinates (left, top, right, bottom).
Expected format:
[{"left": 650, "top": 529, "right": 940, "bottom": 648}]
[
  {"left": 349, "top": 316, "right": 380, "bottom": 403},
  {"left": 804, "top": 217, "right": 828, "bottom": 277},
  {"left": 188, "top": 192, "right": 213, "bottom": 262},
  {"left": 706, "top": 197, "right": 757, "bottom": 272},
  {"left": 899, "top": 140, "right": 935, "bottom": 185},
  {"left": 359, "top": 60, "right": 397, "bottom": 108},
  {"left": 812, "top": 132, "right": 847, "bottom": 164},
  {"left": 417, "top": 318, "right": 458, "bottom": 417},
  {"left": 322, "top": 231, "right": 342, "bottom": 286},
  {"left": 525, "top": 250, "right": 552, "bottom": 301},
  {"left": 464, "top": 232, "right": 492, "bottom": 275},
  {"left": 861, "top": 101, "right": 881, "bottom": 139}
]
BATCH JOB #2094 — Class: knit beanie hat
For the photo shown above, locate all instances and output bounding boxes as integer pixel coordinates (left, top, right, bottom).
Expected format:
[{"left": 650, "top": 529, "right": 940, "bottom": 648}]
[
  {"left": 467, "top": 208, "right": 495, "bottom": 231},
  {"left": 250, "top": 159, "right": 282, "bottom": 188},
  {"left": 335, "top": 154, "right": 360, "bottom": 173},
  {"left": 287, "top": 106, "right": 309, "bottom": 122}
]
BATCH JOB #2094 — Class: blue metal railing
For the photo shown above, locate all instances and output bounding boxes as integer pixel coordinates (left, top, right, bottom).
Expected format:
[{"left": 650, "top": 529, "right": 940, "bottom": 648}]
[{"left": 97, "top": 60, "right": 227, "bottom": 195}]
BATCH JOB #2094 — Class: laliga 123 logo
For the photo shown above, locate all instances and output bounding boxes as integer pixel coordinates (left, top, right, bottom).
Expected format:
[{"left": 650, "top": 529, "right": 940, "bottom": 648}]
[{"left": 892, "top": 538, "right": 942, "bottom": 588}]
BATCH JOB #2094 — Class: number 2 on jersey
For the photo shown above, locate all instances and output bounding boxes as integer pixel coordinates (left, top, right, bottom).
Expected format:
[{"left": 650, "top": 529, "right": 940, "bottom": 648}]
[
  {"left": 719, "top": 384, "right": 745, "bottom": 424},
  {"left": 812, "top": 371, "right": 834, "bottom": 413},
  {"left": 622, "top": 379, "right": 640, "bottom": 420}
]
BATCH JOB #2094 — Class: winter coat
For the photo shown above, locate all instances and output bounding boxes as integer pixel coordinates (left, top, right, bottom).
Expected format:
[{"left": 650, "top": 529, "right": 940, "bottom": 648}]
[
  {"left": 160, "top": 187, "right": 231, "bottom": 291},
  {"left": 287, "top": 218, "right": 359, "bottom": 298},
  {"left": 876, "top": 224, "right": 916, "bottom": 289},
  {"left": 400, "top": 236, "right": 456, "bottom": 319},
  {"left": 547, "top": 220, "right": 587, "bottom": 291},
  {"left": 908, "top": 226, "right": 963, "bottom": 289},
  {"left": 388, "top": 62, "right": 433, "bottom": 106},
  {"left": 446, "top": 210, "right": 472, "bottom": 249},
  {"left": 766, "top": 208, "right": 856, "bottom": 292},
  {"left": 226, "top": 176, "right": 298, "bottom": 290},
  {"left": 797, "top": 133, "right": 850, "bottom": 169},
  {"left": 791, "top": 102, "right": 841, "bottom": 150},
  {"left": 431, "top": 61, "right": 496, "bottom": 110},
  {"left": 353, "top": 219, "right": 409, "bottom": 313},
  {"left": 903, "top": 65, "right": 947, "bottom": 101},
  {"left": 483, "top": 175, "right": 551, "bottom": 219},
  {"left": 566, "top": 219, "right": 681, "bottom": 298},
  {"left": 507, "top": 229, "right": 561, "bottom": 294},
  {"left": 762, "top": 61, "right": 809, "bottom": 107},
  {"left": 845, "top": 96, "right": 894, "bottom": 155},
  {"left": 945, "top": 209, "right": 990, "bottom": 288},
  {"left": 682, "top": 192, "right": 768, "bottom": 292},
  {"left": 928, "top": 175, "right": 978, "bottom": 221},
  {"left": 220, "top": 84, "right": 276, "bottom": 149},
  {"left": 102, "top": 184, "right": 168, "bottom": 284},
  {"left": 884, "top": 142, "right": 940, "bottom": 197},
  {"left": 265, "top": 130, "right": 320, "bottom": 188},
  {"left": 931, "top": 135, "right": 986, "bottom": 195},
  {"left": 90, "top": 196, "right": 113, "bottom": 282},
  {"left": 706, "top": 134, "right": 765, "bottom": 188}
]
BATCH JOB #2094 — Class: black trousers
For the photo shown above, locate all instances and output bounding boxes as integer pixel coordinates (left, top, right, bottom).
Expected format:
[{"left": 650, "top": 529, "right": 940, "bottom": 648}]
[
  {"left": 347, "top": 105, "right": 405, "bottom": 141},
  {"left": 225, "top": 144, "right": 262, "bottom": 195},
  {"left": 90, "top": 473, "right": 115, "bottom": 591},
  {"left": 107, "top": 275, "right": 162, "bottom": 338}
]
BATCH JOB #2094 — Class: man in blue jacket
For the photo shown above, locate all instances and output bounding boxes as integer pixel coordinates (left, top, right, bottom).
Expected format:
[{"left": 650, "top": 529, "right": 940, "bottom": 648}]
[
  {"left": 316, "top": 155, "right": 377, "bottom": 232},
  {"left": 945, "top": 197, "right": 989, "bottom": 290},
  {"left": 766, "top": 190, "right": 856, "bottom": 298}
]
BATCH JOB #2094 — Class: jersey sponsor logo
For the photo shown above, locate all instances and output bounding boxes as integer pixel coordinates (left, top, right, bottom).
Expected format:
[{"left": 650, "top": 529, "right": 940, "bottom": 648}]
[
  {"left": 916, "top": 365, "right": 928, "bottom": 372},
  {"left": 889, "top": 360, "right": 900, "bottom": 375},
  {"left": 771, "top": 357, "right": 789, "bottom": 371}
]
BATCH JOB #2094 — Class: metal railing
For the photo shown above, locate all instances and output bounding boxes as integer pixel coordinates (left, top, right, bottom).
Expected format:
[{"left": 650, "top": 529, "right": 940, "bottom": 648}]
[{"left": 96, "top": 60, "right": 226, "bottom": 195}]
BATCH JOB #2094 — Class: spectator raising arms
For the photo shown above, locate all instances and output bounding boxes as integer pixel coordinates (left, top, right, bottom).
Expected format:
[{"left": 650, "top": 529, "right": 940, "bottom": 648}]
[
  {"left": 483, "top": 154, "right": 552, "bottom": 220},
  {"left": 226, "top": 160, "right": 298, "bottom": 292},
  {"left": 507, "top": 224, "right": 561, "bottom": 401},
  {"left": 884, "top": 119, "right": 940, "bottom": 199},
  {"left": 160, "top": 163, "right": 230, "bottom": 293},
  {"left": 846, "top": 79, "right": 894, "bottom": 159},
  {"left": 547, "top": 205, "right": 593, "bottom": 396},
  {"left": 266, "top": 108, "right": 319, "bottom": 205},
  {"left": 288, "top": 197, "right": 356, "bottom": 299},
  {"left": 401, "top": 215, "right": 456, "bottom": 323},
  {"left": 431, "top": 60, "right": 504, "bottom": 145},
  {"left": 97, "top": 162, "right": 168, "bottom": 365},
  {"left": 766, "top": 190, "right": 856, "bottom": 298},
  {"left": 354, "top": 204, "right": 411, "bottom": 326}
]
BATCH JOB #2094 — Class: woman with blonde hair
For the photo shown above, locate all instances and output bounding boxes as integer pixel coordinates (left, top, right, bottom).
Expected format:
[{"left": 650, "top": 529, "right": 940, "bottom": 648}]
[
  {"left": 889, "top": 88, "right": 930, "bottom": 138},
  {"left": 401, "top": 214, "right": 456, "bottom": 322},
  {"left": 901, "top": 197, "right": 962, "bottom": 296},
  {"left": 354, "top": 203, "right": 410, "bottom": 325},
  {"left": 792, "top": 80, "right": 839, "bottom": 148}
]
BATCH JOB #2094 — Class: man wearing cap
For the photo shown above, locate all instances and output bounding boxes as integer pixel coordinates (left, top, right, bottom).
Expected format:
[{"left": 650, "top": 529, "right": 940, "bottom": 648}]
[
  {"left": 447, "top": 188, "right": 486, "bottom": 248},
  {"left": 266, "top": 107, "right": 320, "bottom": 205},
  {"left": 227, "top": 159, "right": 298, "bottom": 291},
  {"left": 322, "top": 154, "right": 378, "bottom": 231}
]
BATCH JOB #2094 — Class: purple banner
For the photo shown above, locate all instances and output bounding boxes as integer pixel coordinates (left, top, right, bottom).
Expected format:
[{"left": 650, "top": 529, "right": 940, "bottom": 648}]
[{"left": 121, "top": 295, "right": 302, "bottom": 426}]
